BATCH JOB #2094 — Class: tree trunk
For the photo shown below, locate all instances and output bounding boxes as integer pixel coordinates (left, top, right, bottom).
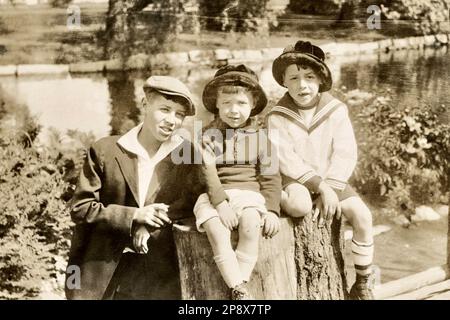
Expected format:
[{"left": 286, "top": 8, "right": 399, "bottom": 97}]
[
  {"left": 334, "top": 0, "right": 364, "bottom": 29},
  {"left": 173, "top": 216, "right": 347, "bottom": 300},
  {"left": 294, "top": 212, "right": 347, "bottom": 299},
  {"left": 103, "top": 0, "right": 151, "bottom": 59},
  {"left": 447, "top": 192, "right": 449, "bottom": 266}
]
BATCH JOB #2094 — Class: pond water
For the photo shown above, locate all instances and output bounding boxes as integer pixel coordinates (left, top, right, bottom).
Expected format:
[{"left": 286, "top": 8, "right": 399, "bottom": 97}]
[
  {"left": 1, "top": 46, "right": 448, "bottom": 144},
  {"left": 0, "top": 46, "right": 448, "bottom": 284}
]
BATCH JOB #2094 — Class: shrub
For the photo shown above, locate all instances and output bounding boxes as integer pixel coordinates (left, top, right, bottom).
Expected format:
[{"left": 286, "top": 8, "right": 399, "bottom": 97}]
[
  {"left": 0, "top": 87, "right": 41, "bottom": 147},
  {"left": 379, "top": 0, "right": 450, "bottom": 35},
  {"left": 198, "top": 0, "right": 282, "bottom": 35},
  {"left": 0, "top": 87, "right": 93, "bottom": 299},
  {"left": 288, "top": 0, "right": 343, "bottom": 15},
  {"left": 48, "top": 0, "right": 73, "bottom": 8},
  {"left": 342, "top": 89, "right": 449, "bottom": 213},
  {"left": 0, "top": 141, "right": 72, "bottom": 299}
]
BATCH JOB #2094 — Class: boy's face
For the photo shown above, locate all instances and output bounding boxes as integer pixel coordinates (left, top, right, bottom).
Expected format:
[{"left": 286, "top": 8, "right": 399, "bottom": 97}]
[
  {"left": 216, "top": 87, "right": 255, "bottom": 128},
  {"left": 143, "top": 92, "right": 187, "bottom": 142},
  {"left": 283, "top": 64, "right": 322, "bottom": 108}
]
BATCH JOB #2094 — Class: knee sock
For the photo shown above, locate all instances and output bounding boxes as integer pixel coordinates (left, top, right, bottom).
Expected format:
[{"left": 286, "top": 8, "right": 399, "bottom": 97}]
[
  {"left": 213, "top": 251, "right": 244, "bottom": 288},
  {"left": 351, "top": 238, "right": 374, "bottom": 276},
  {"left": 235, "top": 250, "right": 258, "bottom": 282}
]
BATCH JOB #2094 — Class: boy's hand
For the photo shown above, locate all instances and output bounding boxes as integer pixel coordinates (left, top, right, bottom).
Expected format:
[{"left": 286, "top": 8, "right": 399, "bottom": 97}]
[
  {"left": 133, "top": 224, "right": 151, "bottom": 254},
  {"left": 314, "top": 182, "right": 341, "bottom": 227},
  {"left": 133, "top": 203, "right": 171, "bottom": 228},
  {"left": 262, "top": 211, "right": 280, "bottom": 238},
  {"left": 216, "top": 200, "right": 238, "bottom": 231}
]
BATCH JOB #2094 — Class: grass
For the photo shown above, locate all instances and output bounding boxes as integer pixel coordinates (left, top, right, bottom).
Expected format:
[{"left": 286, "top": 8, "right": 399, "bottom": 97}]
[{"left": 0, "top": 3, "right": 419, "bottom": 65}]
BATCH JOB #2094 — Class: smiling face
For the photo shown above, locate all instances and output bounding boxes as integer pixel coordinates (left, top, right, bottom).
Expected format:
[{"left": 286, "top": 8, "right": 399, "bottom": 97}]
[
  {"left": 283, "top": 64, "right": 322, "bottom": 108},
  {"left": 142, "top": 91, "right": 187, "bottom": 142},
  {"left": 216, "top": 86, "right": 255, "bottom": 128}
]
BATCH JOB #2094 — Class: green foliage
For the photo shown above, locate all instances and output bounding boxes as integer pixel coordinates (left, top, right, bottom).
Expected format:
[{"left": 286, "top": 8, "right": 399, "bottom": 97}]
[{"left": 343, "top": 89, "right": 449, "bottom": 212}]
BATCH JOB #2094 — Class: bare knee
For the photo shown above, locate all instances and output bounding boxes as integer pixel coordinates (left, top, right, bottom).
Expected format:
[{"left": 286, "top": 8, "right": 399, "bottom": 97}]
[
  {"left": 239, "top": 209, "right": 261, "bottom": 241},
  {"left": 282, "top": 184, "right": 313, "bottom": 218},
  {"left": 282, "top": 194, "right": 312, "bottom": 218},
  {"left": 286, "top": 200, "right": 312, "bottom": 217}
]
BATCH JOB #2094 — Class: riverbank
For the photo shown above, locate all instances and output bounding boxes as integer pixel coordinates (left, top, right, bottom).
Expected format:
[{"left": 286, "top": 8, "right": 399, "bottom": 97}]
[
  {"left": 1, "top": 3, "right": 449, "bottom": 70},
  {"left": 0, "top": 33, "right": 449, "bottom": 77}
]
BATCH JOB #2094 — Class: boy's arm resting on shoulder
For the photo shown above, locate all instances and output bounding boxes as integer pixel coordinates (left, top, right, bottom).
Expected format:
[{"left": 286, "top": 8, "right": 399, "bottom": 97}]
[
  {"left": 325, "top": 106, "right": 358, "bottom": 191},
  {"left": 258, "top": 129, "right": 282, "bottom": 216},
  {"left": 267, "top": 115, "right": 322, "bottom": 193},
  {"left": 70, "top": 143, "right": 137, "bottom": 236}
]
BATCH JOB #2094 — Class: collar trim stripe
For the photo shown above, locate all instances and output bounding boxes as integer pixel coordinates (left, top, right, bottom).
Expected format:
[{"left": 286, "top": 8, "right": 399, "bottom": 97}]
[
  {"left": 308, "top": 103, "right": 343, "bottom": 133},
  {"left": 311, "top": 99, "right": 341, "bottom": 126},
  {"left": 269, "top": 100, "right": 343, "bottom": 134},
  {"left": 298, "top": 170, "right": 316, "bottom": 184},
  {"left": 269, "top": 108, "right": 309, "bottom": 132}
]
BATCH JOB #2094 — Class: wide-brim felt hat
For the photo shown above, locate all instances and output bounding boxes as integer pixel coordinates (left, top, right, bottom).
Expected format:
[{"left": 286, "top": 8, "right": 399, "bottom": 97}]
[
  {"left": 272, "top": 40, "right": 332, "bottom": 92},
  {"left": 143, "top": 75, "right": 196, "bottom": 116},
  {"left": 202, "top": 64, "right": 268, "bottom": 117}
]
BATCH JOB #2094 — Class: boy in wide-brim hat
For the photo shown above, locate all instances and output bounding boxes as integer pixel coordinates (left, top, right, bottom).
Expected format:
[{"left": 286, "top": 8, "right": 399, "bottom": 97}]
[
  {"left": 267, "top": 41, "right": 375, "bottom": 300},
  {"left": 196, "top": 64, "right": 282, "bottom": 300}
]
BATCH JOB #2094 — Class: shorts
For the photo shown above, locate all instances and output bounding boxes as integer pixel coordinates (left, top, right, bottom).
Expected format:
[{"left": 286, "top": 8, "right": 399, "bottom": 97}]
[
  {"left": 193, "top": 189, "right": 268, "bottom": 232},
  {"left": 282, "top": 175, "right": 359, "bottom": 202}
]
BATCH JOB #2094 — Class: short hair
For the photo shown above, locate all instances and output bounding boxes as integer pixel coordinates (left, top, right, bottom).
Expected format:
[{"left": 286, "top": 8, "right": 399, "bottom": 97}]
[
  {"left": 283, "top": 62, "right": 325, "bottom": 84},
  {"left": 216, "top": 85, "right": 258, "bottom": 105},
  {"left": 144, "top": 87, "right": 190, "bottom": 111}
]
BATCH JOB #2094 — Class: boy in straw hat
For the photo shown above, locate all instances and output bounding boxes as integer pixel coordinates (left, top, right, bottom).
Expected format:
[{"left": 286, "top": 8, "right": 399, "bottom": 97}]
[
  {"left": 267, "top": 41, "right": 375, "bottom": 299},
  {"left": 196, "top": 64, "right": 282, "bottom": 300}
]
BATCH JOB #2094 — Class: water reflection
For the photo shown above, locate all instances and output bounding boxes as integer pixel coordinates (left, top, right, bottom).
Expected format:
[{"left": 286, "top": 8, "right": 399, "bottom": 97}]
[
  {"left": 0, "top": 47, "right": 448, "bottom": 144},
  {"left": 339, "top": 47, "right": 449, "bottom": 124},
  {"left": 106, "top": 72, "right": 142, "bottom": 135}
]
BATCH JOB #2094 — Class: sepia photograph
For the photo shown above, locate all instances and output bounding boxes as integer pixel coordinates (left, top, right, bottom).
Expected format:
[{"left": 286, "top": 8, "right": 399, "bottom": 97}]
[{"left": 0, "top": 0, "right": 449, "bottom": 303}]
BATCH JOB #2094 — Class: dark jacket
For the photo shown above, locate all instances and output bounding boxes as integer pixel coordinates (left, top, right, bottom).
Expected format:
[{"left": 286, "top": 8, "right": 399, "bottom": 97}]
[{"left": 65, "top": 135, "right": 203, "bottom": 300}]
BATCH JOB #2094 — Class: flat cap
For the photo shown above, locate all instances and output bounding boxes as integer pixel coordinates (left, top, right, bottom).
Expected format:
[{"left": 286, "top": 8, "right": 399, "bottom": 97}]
[{"left": 143, "top": 75, "right": 195, "bottom": 116}]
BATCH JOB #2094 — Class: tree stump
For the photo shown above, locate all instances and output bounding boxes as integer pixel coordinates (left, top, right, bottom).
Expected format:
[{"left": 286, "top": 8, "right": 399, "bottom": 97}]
[
  {"left": 173, "top": 215, "right": 347, "bottom": 300},
  {"left": 447, "top": 195, "right": 449, "bottom": 266}
]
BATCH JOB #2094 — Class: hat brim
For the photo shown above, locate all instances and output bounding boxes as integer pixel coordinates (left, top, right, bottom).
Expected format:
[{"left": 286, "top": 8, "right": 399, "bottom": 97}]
[
  {"left": 272, "top": 52, "right": 332, "bottom": 92},
  {"left": 145, "top": 87, "right": 195, "bottom": 116},
  {"left": 202, "top": 73, "right": 268, "bottom": 117}
]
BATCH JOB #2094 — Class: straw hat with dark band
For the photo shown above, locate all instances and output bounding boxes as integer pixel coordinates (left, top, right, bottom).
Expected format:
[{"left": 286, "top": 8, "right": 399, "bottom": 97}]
[
  {"left": 272, "top": 40, "right": 332, "bottom": 92},
  {"left": 202, "top": 64, "right": 268, "bottom": 117}
]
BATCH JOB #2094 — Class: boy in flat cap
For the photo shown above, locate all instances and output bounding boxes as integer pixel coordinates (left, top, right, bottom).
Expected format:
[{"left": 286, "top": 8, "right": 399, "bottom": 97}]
[
  {"left": 267, "top": 41, "right": 375, "bottom": 299},
  {"left": 196, "top": 64, "right": 282, "bottom": 300},
  {"left": 65, "top": 76, "right": 204, "bottom": 300}
]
